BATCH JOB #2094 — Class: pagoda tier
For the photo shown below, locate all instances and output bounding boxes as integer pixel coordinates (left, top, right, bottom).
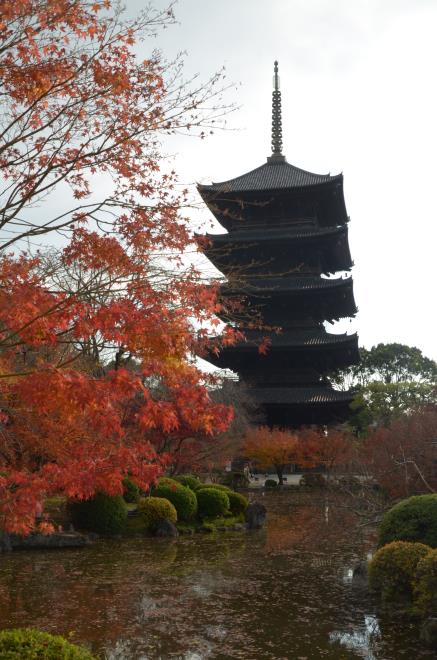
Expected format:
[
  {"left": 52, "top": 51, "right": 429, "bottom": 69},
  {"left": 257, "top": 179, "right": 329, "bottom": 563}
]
[
  {"left": 202, "top": 224, "right": 352, "bottom": 275},
  {"left": 207, "top": 329, "right": 359, "bottom": 374},
  {"left": 198, "top": 162, "right": 348, "bottom": 232},
  {"left": 250, "top": 387, "right": 354, "bottom": 427},
  {"left": 221, "top": 275, "right": 357, "bottom": 325},
  {"left": 198, "top": 62, "right": 359, "bottom": 428}
]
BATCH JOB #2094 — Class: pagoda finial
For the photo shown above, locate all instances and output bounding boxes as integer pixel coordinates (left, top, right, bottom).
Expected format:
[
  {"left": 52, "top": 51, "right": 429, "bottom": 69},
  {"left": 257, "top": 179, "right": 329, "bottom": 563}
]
[{"left": 268, "top": 61, "right": 286, "bottom": 163}]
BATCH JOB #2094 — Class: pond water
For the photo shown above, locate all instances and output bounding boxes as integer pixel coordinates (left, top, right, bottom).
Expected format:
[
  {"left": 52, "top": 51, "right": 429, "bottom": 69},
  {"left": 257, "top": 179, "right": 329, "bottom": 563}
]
[{"left": 0, "top": 492, "right": 434, "bottom": 659}]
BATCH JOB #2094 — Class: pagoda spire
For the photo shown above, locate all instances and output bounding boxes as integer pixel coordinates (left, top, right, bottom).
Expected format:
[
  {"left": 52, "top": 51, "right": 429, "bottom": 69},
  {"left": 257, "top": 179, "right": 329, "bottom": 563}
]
[{"left": 268, "top": 60, "right": 286, "bottom": 163}]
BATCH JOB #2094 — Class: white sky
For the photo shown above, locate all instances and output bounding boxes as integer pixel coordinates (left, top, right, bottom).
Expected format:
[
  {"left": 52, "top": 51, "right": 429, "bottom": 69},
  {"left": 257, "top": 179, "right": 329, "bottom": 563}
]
[{"left": 127, "top": 0, "right": 437, "bottom": 361}]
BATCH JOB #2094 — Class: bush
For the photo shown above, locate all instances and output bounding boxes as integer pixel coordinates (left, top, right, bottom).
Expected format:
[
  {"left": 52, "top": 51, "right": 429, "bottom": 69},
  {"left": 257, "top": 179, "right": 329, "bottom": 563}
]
[
  {"left": 174, "top": 474, "right": 201, "bottom": 491},
  {"left": 197, "top": 488, "right": 230, "bottom": 519},
  {"left": 155, "top": 476, "right": 179, "bottom": 488},
  {"left": 137, "top": 497, "right": 177, "bottom": 530},
  {"left": 221, "top": 470, "right": 250, "bottom": 489},
  {"left": 152, "top": 482, "right": 197, "bottom": 521},
  {"left": 299, "top": 473, "right": 326, "bottom": 489},
  {"left": 68, "top": 492, "right": 127, "bottom": 535},
  {"left": 122, "top": 477, "right": 140, "bottom": 503},
  {"left": 227, "top": 491, "right": 248, "bottom": 515},
  {"left": 196, "top": 483, "right": 232, "bottom": 493},
  {"left": 0, "top": 628, "right": 95, "bottom": 659},
  {"left": 378, "top": 495, "right": 437, "bottom": 548},
  {"left": 414, "top": 548, "right": 437, "bottom": 616},
  {"left": 264, "top": 479, "right": 278, "bottom": 489},
  {"left": 368, "top": 541, "right": 431, "bottom": 603}
]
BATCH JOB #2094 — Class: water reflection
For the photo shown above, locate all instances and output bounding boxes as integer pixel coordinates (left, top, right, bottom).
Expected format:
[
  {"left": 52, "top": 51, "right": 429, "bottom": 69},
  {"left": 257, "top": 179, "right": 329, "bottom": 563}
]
[
  {"left": 330, "top": 615, "right": 381, "bottom": 659},
  {"left": 0, "top": 492, "right": 434, "bottom": 659}
]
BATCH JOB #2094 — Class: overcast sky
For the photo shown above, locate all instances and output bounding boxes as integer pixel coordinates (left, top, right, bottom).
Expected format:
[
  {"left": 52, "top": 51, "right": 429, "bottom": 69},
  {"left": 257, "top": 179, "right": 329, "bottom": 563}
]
[{"left": 133, "top": 0, "right": 437, "bottom": 359}]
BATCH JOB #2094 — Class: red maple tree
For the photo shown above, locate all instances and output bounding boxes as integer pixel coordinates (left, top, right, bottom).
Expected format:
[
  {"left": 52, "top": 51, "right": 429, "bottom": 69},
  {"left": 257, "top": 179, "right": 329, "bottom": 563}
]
[
  {"left": 0, "top": 1, "right": 236, "bottom": 533},
  {"left": 361, "top": 409, "right": 437, "bottom": 498},
  {"left": 243, "top": 426, "right": 352, "bottom": 484}
]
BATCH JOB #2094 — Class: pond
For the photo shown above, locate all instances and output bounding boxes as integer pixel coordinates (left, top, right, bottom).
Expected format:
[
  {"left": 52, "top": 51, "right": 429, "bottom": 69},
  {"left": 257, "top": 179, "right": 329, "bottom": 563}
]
[{"left": 0, "top": 492, "right": 434, "bottom": 659}]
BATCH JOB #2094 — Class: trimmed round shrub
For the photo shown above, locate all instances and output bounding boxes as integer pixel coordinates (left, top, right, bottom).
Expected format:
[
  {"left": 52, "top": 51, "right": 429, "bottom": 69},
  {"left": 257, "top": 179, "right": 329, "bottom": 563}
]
[
  {"left": 221, "top": 470, "right": 250, "bottom": 489},
  {"left": 68, "top": 492, "right": 127, "bottom": 535},
  {"left": 122, "top": 477, "right": 140, "bottom": 503},
  {"left": 137, "top": 496, "right": 177, "bottom": 530},
  {"left": 368, "top": 540, "right": 431, "bottom": 603},
  {"left": 228, "top": 491, "right": 248, "bottom": 515},
  {"left": 0, "top": 628, "right": 95, "bottom": 659},
  {"left": 174, "top": 474, "right": 201, "bottom": 491},
  {"left": 152, "top": 482, "right": 197, "bottom": 521},
  {"left": 265, "top": 479, "right": 278, "bottom": 489},
  {"left": 414, "top": 548, "right": 437, "bottom": 615},
  {"left": 299, "top": 473, "right": 326, "bottom": 489},
  {"left": 378, "top": 495, "right": 437, "bottom": 548},
  {"left": 196, "top": 483, "right": 232, "bottom": 493},
  {"left": 197, "top": 487, "right": 230, "bottom": 519}
]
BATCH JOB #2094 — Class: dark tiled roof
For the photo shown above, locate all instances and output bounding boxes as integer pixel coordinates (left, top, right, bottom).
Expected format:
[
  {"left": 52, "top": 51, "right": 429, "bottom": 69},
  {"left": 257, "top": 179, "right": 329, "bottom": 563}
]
[
  {"left": 249, "top": 387, "right": 353, "bottom": 405},
  {"left": 226, "top": 275, "right": 353, "bottom": 294},
  {"left": 236, "top": 330, "right": 358, "bottom": 349},
  {"left": 204, "top": 224, "right": 347, "bottom": 244},
  {"left": 198, "top": 160, "right": 341, "bottom": 194}
]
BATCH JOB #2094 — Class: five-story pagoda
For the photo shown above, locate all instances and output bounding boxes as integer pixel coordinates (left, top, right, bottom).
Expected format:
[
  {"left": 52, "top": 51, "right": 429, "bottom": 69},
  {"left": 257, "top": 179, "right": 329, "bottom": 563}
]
[{"left": 198, "top": 62, "right": 359, "bottom": 427}]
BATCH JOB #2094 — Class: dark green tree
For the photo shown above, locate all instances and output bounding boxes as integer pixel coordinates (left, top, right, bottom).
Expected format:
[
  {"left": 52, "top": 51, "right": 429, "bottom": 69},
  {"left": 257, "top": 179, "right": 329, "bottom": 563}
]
[{"left": 332, "top": 343, "right": 437, "bottom": 434}]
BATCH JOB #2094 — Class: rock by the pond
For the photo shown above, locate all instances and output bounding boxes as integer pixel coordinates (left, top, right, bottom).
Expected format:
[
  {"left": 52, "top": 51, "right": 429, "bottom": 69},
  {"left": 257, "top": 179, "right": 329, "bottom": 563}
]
[
  {"left": 10, "top": 531, "right": 91, "bottom": 550},
  {"left": 154, "top": 519, "right": 178, "bottom": 538},
  {"left": 245, "top": 502, "right": 267, "bottom": 529},
  {"left": 232, "top": 523, "right": 246, "bottom": 532},
  {"left": 352, "top": 560, "right": 368, "bottom": 583},
  {"left": 420, "top": 617, "right": 437, "bottom": 647}
]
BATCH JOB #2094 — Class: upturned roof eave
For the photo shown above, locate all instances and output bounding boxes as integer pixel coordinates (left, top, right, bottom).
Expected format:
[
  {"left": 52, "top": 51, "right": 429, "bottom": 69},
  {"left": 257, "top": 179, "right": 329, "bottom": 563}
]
[
  {"left": 223, "top": 275, "right": 354, "bottom": 295},
  {"left": 248, "top": 386, "right": 354, "bottom": 405},
  {"left": 202, "top": 223, "right": 346, "bottom": 241},
  {"left": 205, "top": 333, "right": 360, "bottom": 367},
  {"left": 197, "top": 162, "right": 343, "bottom": 196}
]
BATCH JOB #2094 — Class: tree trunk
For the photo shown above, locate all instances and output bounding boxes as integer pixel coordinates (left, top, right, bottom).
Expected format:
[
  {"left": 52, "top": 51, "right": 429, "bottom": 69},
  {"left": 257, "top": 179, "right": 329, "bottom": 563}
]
[{"left": 275, "top": 465, "right": 284, "bottom": 486}]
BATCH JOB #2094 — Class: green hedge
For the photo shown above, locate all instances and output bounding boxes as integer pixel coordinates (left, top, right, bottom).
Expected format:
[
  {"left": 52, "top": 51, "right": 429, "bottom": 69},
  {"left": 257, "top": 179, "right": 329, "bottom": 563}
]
[
  {"left": 0, "top": 628, "right": 95, "bottom": 659},
  {"left": 368, "top": 540, "right": 431, "bottom": 603},
  {"left": 221, "top": 470, "right": 249, "bottom": 489},
  {"left": 122, "top": 477, "right": 140, "bottom": 503},
  {"left": 137, "top": 497, "right": 177, "bottom": 530},
  {"left": 264, "top": 479, "right": 278, "bottom": 489},
  {"left": 228, "top": 491, "right": 248, "bottom": 515},
  {"left": 378, "top": 495, "right": 437, "bottom": 548},
  {"left": 174, "top": 474, "right": 201, "bottom": 491},
  {"left": 414, "top": 548, "right": 437, "bottom": 616},
  {"left": 157, "top": 477, "right": 179, "bottom": 488},
  {"left": 152, "top": 482, "right": 197, "bottom": 521},
  {"left": 196, "top": 483, "right": 232, "bottom": 493},
  {"left": 68, "top": 492, "right": 127, "bottom": 535},
  {"left": 197, "top": 488, "right": 230, "bottom": 519}
]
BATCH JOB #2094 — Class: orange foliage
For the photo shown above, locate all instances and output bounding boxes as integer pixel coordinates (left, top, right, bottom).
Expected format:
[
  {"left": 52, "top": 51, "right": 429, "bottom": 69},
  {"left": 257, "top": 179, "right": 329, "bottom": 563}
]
[
  {"left": 0, "top": 1, "right": 235, "bottom": 534},
  {"left": 243, "top": 426, "right": 352, "bottom": 482},
  {"left": 243, "top": 427, "right": 302, "bottom": 475}
]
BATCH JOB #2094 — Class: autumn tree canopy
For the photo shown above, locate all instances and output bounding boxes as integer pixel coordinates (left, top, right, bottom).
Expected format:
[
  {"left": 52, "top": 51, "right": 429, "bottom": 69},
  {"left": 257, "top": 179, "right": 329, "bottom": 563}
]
[
  {"left": 0, "top": 0, "right": 236, "bottom": 533},
  {"left": 243, "top": 426, "right": 352, "bottom": 485}
]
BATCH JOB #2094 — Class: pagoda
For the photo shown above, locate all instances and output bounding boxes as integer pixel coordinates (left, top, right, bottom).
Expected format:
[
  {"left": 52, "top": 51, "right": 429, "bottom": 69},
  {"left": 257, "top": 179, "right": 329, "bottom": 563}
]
[{"left": 198, "top": 62, "right": 359, "bottom": 427}]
